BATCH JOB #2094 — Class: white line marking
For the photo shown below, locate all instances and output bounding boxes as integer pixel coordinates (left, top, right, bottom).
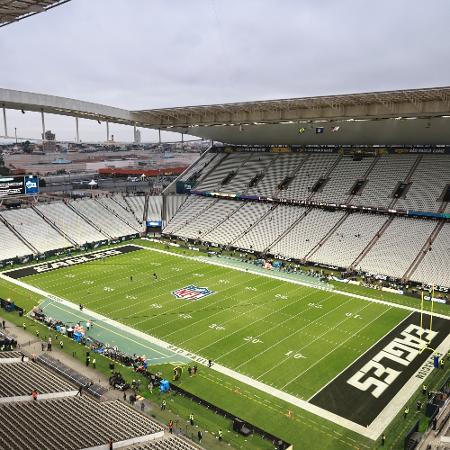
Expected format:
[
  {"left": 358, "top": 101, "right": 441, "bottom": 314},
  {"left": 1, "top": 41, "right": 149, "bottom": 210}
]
[
  {"left": 139, "top": 241, "right": 450, "bottom": 320},
  {"left": 306, "top": 312, "right": 414, "bottom": 401},
  {"left": 2, "top": 242, "right": 449, "bottom": 441},
  {"left": 0, "top": 270, "right": 407, "bottom": 440}
]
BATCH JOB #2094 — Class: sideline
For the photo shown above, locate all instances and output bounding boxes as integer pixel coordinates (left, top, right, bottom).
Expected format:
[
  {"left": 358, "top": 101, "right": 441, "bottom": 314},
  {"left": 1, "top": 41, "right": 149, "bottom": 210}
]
[
  {"left": 1, "top": 242, "right": 449, "bottom": 440},
  {"left": 2, "top": 267, "right": 444, "bottom": 441},
  {"left": 139, "top": 241, "right": 450, "bottom": 320},
  {"left": 0, "top": 270, "right": 378, "bottom": 438}
]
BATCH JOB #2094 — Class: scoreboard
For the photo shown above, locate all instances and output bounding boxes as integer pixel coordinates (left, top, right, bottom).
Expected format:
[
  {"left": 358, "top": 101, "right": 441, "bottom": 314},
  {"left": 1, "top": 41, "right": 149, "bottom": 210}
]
[{"left": 0, "top": 175, "right": 40, "bottom": 198}]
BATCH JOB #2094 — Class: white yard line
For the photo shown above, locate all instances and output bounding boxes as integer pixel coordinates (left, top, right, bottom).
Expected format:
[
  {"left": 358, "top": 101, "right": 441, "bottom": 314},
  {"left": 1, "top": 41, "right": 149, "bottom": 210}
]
[
  {"left": 281, "top": 306, "right": 392, "bottom": 389},
  {"left": 233, "top": 293, "right": 349, "bottom": 370},
  {"left": 2, "top": 242, "right": 449, "bottom": 441},
  {"left": 0, "top": 269, "right": 380, "bottom": 439},
  {"left": 306, "top": 312, "right": 414, "bottom": 401},
  {"left": 258, "top": 300, "right": 373, "bottom": 382},
  {"left": 139, "top": 242, "right": 450, "bottom": 320}
]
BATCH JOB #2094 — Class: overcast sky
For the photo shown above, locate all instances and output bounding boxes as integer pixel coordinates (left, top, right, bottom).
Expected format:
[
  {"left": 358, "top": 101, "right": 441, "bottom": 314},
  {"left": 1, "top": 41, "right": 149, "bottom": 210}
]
[{"left": 1, "top": 0, "right": 449, "bottom": 142}]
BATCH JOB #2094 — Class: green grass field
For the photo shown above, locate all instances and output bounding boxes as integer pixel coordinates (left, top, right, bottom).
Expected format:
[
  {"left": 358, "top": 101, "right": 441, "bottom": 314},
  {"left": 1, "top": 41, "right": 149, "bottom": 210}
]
[
  {"left": 1, "top": 240, "right": 450, "bottom": 450},
  {"left": 18, "top": 245, "right": 410, "bottom": 400}
]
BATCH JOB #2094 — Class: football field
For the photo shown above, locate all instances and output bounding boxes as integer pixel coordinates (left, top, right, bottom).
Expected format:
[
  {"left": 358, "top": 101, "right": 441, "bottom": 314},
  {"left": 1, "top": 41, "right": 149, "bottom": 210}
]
[{"left": 3, "top": 243, "right": 450, "bottom": 441}]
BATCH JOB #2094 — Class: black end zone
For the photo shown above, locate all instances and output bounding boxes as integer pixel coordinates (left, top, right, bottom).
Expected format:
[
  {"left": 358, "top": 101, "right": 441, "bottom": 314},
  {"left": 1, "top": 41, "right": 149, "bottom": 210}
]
[
  {"left": 310, "top": 312, "right": 450, "bottom": 427},
  {"left": 4, "top": 245, "right": 142, "bottom": 279}
]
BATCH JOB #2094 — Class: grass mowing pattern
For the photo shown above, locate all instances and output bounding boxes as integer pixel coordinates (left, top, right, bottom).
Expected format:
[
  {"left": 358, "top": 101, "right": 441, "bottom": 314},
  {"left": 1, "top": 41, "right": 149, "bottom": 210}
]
[{"left": 22, "top": 246, "right": 409, "bottom": 402}]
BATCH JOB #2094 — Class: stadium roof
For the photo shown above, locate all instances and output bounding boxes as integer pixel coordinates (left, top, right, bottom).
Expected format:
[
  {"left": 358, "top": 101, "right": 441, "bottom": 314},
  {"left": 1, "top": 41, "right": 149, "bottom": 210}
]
[
  {"left": 0, "top": 0, "right": 70, "bottom": 28},
  {"left": 136, "top": 86, "right": 450, "bottom": 127},
  {"left": 1, "top": 86, "right": 450, "bottom": 144}
]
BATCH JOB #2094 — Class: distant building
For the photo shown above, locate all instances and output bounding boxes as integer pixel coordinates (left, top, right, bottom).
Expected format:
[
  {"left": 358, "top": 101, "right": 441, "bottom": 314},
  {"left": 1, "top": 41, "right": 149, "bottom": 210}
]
[
  {"left": 135, "top": 129, "right": 141, "bottom": 144},
  {"left": 42, "top": 130, "right": 56, "bottom": 153}
]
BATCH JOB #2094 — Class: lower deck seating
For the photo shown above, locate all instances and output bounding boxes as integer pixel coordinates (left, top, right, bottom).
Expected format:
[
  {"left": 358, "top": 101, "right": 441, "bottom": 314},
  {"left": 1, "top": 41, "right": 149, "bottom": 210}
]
[
  {"left": 0, "top": 395, "right": 164, "bottom": 450},
  {"left": 203, "top": 201, "right": 272, "bottom": 246},
  {"left": 234, "top": 205, "right": 306, "bottom": 252},
  {"left": 358, "top": 217, "right": 435, "bottom": 278},
  {"left": 0, "top": 361, "right": 76, "bottom": 399},
  {"left": 0, "top": 221, "right": 33, "bottom": 260},
  {"left": 162, "top": 194, "right": 447, "bottom": 286},
  {"left": 96, "top": 197, "right": 142, "bottom": 231},
  {"left": 1, "top": 208, "right": 72, "bottom": 253},
  {"left": 175, "top": 199, "right": 242, "bottom": 240},
  {"left": 271, "top": 209, "right": 346, "bottom": 260},
  {"left": 163, "top": 196, "right": 216, "bottom": 235},
  {"left": 36, "top": 202, "right": 107, "bottom": 245},
  {"left": 311, "top": 213, "right": 388, "bottom": 268},
  {"left": 410, "top": 223, "right": 450, "bottom": 287},
  {"left": 70, "top": 198, "right": 138, "bottom": 238}
]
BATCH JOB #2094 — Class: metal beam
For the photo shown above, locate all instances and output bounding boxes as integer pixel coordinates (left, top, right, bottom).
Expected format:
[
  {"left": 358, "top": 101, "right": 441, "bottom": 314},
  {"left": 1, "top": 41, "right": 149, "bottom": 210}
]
[{"left": 2, "top": 105, "right": 7, "bottom": 137}]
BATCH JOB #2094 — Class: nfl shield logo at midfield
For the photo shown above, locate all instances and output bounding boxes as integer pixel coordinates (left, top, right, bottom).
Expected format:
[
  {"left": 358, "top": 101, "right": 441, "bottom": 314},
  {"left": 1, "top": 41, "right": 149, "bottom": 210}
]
[{"left": 172, "top": 285, "right": 215, "bottom": 301}]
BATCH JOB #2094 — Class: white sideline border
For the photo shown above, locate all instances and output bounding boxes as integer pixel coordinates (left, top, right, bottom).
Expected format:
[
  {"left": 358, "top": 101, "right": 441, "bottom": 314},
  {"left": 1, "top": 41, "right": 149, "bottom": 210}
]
[
  {"left": 140, "top": 240, "right": 450, "bottom": 320},
  {"left": 1, "top": 242, "right": 450, "bottom": 440}
]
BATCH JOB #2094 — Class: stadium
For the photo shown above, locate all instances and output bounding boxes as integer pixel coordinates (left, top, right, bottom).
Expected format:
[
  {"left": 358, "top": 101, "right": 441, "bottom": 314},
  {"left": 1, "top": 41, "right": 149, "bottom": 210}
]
[{"left": 0, "top": 2, "right": 450, "bottom": 450}]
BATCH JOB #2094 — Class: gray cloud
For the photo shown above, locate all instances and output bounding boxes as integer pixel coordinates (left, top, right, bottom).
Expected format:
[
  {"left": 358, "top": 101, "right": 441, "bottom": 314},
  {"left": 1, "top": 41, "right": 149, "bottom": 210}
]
[{"left": 1, "top": 0, "right": 449, "bottom": 141}]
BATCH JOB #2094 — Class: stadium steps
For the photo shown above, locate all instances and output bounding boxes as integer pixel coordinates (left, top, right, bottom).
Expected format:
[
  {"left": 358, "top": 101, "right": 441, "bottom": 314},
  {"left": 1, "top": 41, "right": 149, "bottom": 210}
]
[
  {"left": 0, "top": 214, "right": 38, "bottom": 254},
  {"left": 306, "top": 154, "right": 343, "bottom": 201},
  {"left": 345, "top": 155, "right": 380, "bottom": 203},
  {"left": 229, "top": 202, "right": 278, "bottom": 247},
  {"left": 32, "top": 205, "right": 78, "bottom": 247},
  {"left": 350, "top": 215, "right": 394, "bottom": 270},
  {"left": 404, "top": 154, "right": 423, "bottom": 183},
  {"left": 304, "top": 211, "right": 350, "bottom": 260},
  {"left": 95, "top": 198, "right": 142, "bottom": 233},
  {"left": 66, "top": 202, "right": 113, "bottom": 240},
  {"left": 437, "top": 201, "right": 448, "bottom": 213},
  {"left": 263, "top": 207, "right": 311, "bottom": 253},
  {"left": 273, "top": 153, "right": 311, "bottom": 198},
  {"left": 403, "top": 220, "right": 445, "bottom": 282},
  {"left": 388, "top": 154, "right": 423, "bottom": 209}
]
